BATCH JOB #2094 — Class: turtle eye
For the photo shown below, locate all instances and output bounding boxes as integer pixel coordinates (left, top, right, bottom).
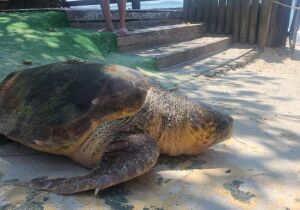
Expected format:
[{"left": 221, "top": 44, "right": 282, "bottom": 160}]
[{"left": 136, "top": 93, "right": 142, "bottom": 100}]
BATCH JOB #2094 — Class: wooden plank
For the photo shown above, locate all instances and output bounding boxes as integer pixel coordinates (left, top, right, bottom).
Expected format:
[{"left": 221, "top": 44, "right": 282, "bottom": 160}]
[
  {"left": 257, "top": 0, "right": 274, "bottom": 49},
  {"left": 203, "top": 0, "right": 210, "bottom": 26},
  {"left": 225, "top": 0, "right": 234, "bottom": 35},
  {"left": 248, "top": 0, "right": 260, "bottom": 44},
  {"left": 209, "top": 0, "right": 218, "bottom": 34},
  {"left": 217, "top": 0, "right": 226, "bottom": 34},
  {"left": 196, "top": 0, "right": 204, "bottom": 22},
  {"left": 240, "top": 0, "right": 250, "bottom": 43},
  {"left": 232, "top": 0, "right": 241, "bottom": 42}
]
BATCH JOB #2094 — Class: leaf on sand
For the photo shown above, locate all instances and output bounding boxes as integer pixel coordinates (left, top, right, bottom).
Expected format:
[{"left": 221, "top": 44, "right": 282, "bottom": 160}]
[{"left": 22, "top": 59, "right": 33, "bottom": 65}]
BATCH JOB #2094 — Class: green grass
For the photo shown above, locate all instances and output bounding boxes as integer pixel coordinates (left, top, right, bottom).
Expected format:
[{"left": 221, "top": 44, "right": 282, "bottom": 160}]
[{"left": 0, "top": 11, "right": 157, "bottom": 82}]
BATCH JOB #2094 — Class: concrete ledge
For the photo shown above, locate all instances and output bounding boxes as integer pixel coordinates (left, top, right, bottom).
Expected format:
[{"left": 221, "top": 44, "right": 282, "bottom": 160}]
[
  {"left": 66, "top": 8, "right": 183, "bottom": 22},
  {"left": 203, "top": 47, "right": 260, "bottom": 77},
  {"left": 67, "top": 9, "right": 183, "bottom": 30},
  {"left": 167, "top": 44, "right": 258, "bottom": 76},
  {"left": 70, "top": 18, "right": 183, "bottom": 30},
  {"left": 118, "top": 23, "right": 205, "bottom": 52},
  {"left": 135, "top": 36, "right": 232, "bottom": 69},
  {"left": 0, "top": 8, "right": 66, "bottom": 12},
  {"left": 0, "top": 8, "right": 183, "bottom": 24}
]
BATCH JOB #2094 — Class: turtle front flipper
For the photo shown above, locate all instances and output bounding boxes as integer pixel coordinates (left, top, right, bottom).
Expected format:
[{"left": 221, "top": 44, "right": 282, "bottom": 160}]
[{"left": 27, "top": 134, "right": 159, "bottom": 195}]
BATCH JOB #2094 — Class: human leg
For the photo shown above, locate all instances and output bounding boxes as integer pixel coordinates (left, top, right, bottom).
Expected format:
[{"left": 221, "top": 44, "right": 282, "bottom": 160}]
[
  {"left": 100, "top": 0, "right": 114, "bottom": 32},
  {"left": 117, "top": 0, "right": 128, "bottom": 35}
]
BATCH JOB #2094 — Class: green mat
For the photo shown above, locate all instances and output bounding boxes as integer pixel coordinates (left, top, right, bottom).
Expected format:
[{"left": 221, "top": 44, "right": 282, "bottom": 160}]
[{"left": 0, "top": 11, "right": 157, "bottom": 82}]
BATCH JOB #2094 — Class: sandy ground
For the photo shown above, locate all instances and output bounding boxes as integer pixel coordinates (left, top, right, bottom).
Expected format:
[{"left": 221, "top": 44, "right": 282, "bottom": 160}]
[
  {"left": 176, "top": 46, "right": 300, "bottom": 209},
  {"left": 0, "top": 45, "right": 300, "bottom": 210}
]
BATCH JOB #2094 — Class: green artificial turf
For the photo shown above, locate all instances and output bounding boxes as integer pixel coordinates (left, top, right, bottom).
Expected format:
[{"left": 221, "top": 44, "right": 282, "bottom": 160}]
[{"left": 0, "top": 11, "right": 157, "bottom": 82}]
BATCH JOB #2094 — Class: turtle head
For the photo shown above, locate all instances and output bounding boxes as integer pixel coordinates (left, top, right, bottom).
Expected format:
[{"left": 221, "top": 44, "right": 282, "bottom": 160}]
[
  {"left": 139, "top": 88, "right": 234, "bottom": 156},
  {"left": 171, "top": 98, "right": 234, "bottom": 155},
  {"left": 191, "top": 102, "right": 234, "bottom": 144}
]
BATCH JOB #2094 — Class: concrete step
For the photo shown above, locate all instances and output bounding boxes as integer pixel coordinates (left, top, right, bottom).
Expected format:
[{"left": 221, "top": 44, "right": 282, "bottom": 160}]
[
  {"left": 118, "top": 23, "right": 205, "bottom": 52},
  {"left": 134, "top": 36, "right": 232, "bottom": 69},
  {"left": 167, "top": 44, "right": 257, "bottom": 75},
  {"left": 66, "top": 8, "right": 183, "bottom": 30}
]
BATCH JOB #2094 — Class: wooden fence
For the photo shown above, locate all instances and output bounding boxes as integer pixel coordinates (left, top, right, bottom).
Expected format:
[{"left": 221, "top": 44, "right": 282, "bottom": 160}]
[{"left": 183, "top": 0, "right": 292, "bottom": 48}]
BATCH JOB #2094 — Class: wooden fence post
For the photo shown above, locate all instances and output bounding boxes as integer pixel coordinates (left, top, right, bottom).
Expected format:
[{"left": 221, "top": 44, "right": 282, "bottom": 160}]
[
  {"left": 183, "top": 0, "right": 191, "bottom": 22},
  {"left": 278, "top": 0, "right": 292, "bottom": 46},
  {"left": 232, "top": 0, "right": 241, "bottom": 42},
  {"left": 268, "top": 0, "right": 279, "bottom": 46},
  {"left": 268, "top": 0, "right": 292, "bottom": 46},
  {"left": 189, "top": 0, "right": 198, "bottom": 21},
  {"left": 196, "top": 0, "right": 204, "bottom": 22},
  {"left": 290, "top": 0, "right": 300, "bottom": 57},
  {"left": 225, "top": 0, "right": 234, "bottom": 35},
  {"left": 203, "top": 0, "right": 211, "bottom": 27},
  {"left": 240, "top": 0, "right": 251, "bottom": 43},
  {"left": 209, "top": 0, "right": 218, "bottom": 33},
  {"left": 257, "top": 0, "right": 273, "bottom": 49},
  {"left": 217, "top": 0, "right": 226, "bottom": 34},
  {"left": 248, "top": 0, "right": 260, "bottom": 44}
]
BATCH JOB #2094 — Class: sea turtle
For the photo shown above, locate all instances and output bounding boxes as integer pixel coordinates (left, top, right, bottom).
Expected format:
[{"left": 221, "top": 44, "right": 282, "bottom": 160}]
[{"left": 0, "top": 62, "right": 233, "bottom": 195}]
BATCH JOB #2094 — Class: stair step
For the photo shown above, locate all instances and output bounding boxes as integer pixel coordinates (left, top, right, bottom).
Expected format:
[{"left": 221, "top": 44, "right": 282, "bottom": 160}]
[
  {"left": 168, "top": 44, "right": 256, "bottom": 74},
  {"left": 67, "top": 9, "right": 183, "bottom": 22},
  {"left": 118, "top": 23, "right": 205, "bottom": 52},
  {"left": 134, "top": 36, "right": 232, "bottom": 69},
  {"left": 67, "top": 9, "right": 183, "bottom": 30}
]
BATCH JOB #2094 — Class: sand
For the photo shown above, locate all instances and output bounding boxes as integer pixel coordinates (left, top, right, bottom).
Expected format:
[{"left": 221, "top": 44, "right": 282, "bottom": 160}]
[{"left": 175, "top": 46, "right": 300, "bottom": 209}]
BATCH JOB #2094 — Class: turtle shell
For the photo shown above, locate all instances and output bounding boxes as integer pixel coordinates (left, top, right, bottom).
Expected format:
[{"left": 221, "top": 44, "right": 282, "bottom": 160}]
[{"left": 0, "top": 63, "right": 149, "bottom": 154}]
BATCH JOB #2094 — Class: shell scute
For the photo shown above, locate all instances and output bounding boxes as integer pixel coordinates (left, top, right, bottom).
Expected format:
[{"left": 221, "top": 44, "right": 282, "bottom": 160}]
[{"left": 0, "top": 63, "right": 149, "bottom": 151}]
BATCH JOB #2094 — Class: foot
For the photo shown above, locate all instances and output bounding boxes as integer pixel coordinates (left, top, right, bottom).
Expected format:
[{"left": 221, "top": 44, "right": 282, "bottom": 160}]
[{"left": 117, "top": 27, "right": 128, "bottom": 36}]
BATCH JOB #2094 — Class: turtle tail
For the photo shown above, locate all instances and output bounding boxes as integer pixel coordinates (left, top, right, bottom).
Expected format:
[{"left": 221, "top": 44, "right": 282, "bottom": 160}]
[{"left": 27, "top": 134, "right": 159, "bottom": 195}]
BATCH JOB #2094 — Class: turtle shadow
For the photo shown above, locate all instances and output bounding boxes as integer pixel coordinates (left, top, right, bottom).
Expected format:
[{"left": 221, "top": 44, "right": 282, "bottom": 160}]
[
  {"left": 0, "top": 144, "right": 226, "bottom": 210},
  {"left": 95, "top": 149, "right": 227, "bottom": 210},
  {"left": 157, "top": 154, "right": 207, "bottom": 170},
  {"left": 0, "top": 134, "right": 12, "bottom": 146},
  {"left": 155, "top": 148, "right": 230, "bottom": 171}
]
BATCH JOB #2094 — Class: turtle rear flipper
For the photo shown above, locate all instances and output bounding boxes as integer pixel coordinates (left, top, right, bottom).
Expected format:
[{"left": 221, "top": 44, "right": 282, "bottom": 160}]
[{"left": 27, "top": 134, "right": 159, "bottom": 195}]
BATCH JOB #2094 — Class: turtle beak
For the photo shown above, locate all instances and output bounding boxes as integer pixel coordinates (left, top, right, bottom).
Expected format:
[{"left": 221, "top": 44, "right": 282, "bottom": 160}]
[
  {"left": 214, "top": 113, "right": 233, "bottom": 143},
  {"left": 191, "top": 102, "right": 234, "bottom": 144}
]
